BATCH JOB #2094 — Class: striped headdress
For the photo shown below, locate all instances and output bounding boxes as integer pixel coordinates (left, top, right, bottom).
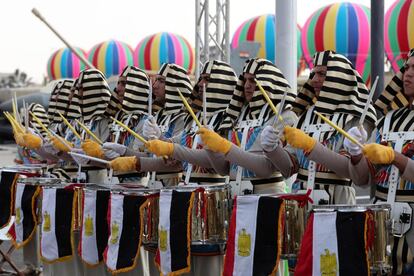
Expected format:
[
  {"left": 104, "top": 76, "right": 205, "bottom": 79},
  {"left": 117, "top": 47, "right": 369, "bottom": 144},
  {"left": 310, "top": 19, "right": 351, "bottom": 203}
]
[
  {"left": 219, "top": 58, "right": 295, "bottom": 130},
  {"left": 191, "top": 60, "right": 237, "bottom": 115},
  {"left": 374, "top": 49, "right": 414, "bottom": 115},
  {"left": 48, "top": 79, "right": 75, "bottom": 123},
  {"left": 293, "top": 51, "right": 377, "bottom": 124},
  {"left": 29, "top": 103, "right": 49, "bottom": 138},
  {"left": 106, "top": 66, "right": 149, "bottom": 117},
  {"left": 185, "top": 60, "right": 237, "bottom": 130},
  {"left": 75, "top": 69, "right": 111, "bottom": 123},
  {"left": 64, "top": 79, "right": 82, "bottom": 120},
  {"left": 157, "top": 63, "right": 192, "bottom": 115}
]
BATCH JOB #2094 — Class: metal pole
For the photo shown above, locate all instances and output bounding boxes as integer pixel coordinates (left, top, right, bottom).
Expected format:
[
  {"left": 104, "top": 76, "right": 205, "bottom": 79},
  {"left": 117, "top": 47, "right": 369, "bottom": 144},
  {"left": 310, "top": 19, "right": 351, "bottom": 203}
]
[
  {"left": 371, "top": 0, "right": 384, "bottom": 102},
  {"left": 195, "top": 0, "right": 201, "bottom": 78},
  {"left": 32, "top": 8, "right": 95, "bottom": 70},
  {"left": 224, "top": 0, "right": 230, "bottom": 63},
  {"left": 204, "top": 0, "right": 210, "bottom": 63},
  {"left": 275, "top": 0, "right": 297, "bottom": 92}
]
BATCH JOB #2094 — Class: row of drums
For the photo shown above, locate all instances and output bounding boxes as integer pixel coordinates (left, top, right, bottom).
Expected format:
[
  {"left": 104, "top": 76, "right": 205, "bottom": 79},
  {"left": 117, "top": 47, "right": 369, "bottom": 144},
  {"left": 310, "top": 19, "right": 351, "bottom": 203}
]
[{"left": 13, "top": 165, "right": 392, "bottom": 274}]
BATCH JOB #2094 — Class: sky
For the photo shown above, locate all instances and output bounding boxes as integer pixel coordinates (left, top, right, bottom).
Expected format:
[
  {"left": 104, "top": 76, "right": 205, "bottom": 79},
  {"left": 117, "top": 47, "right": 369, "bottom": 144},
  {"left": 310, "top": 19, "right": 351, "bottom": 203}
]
[{"left": 0, "top": 0, "right": 394, "bottom": 83}]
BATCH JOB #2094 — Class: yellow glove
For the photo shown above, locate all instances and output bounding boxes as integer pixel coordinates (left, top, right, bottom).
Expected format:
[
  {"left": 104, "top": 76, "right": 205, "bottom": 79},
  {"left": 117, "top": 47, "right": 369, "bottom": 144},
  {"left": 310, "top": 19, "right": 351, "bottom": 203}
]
[
  {"left": 363, "top": 143, "right": 395, "bottom": 164},
  {"left": 197, "top": 127, "right": 232, "bottom": 154},
  {"left": 50, "top": 136, "right": 73, "bottom": 152},
  {"left": 14, "top": 132, "right": 25, "bottom": 147},
  {"left": 82, "top": 139, "right": 104, "bottom": 159},
  {"left": 145, "top": 140, "right": 174, "bottom": 157},
  {"left": 284, "top": 126, "right": 316, "bottom": 152},
  {"left": 22, "top": 133, "right": 42, "bottom": 149},
  {"left": 110, "top": 156, "right": 137, "bottom": 172}
]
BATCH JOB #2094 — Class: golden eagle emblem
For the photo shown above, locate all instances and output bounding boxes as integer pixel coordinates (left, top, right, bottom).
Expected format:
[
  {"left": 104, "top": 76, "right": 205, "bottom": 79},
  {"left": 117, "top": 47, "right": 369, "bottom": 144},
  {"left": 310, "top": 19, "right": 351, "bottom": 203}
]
[{"left": 237, "top": 228, "right": 251, "bottom": 257}]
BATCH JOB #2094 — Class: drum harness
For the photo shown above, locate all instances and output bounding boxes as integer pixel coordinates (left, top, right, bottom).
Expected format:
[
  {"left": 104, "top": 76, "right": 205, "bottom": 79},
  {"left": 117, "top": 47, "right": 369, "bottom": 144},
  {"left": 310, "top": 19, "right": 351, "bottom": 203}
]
[
  {"left": 302, "top": 106, "right": 338, "bottom": 205},
  {"left": 381, "top": 110, "right": 413, "bottom": 236},
  {"left": 231, "top": 104, "right": 267, "bottom": 196},
  {"left": 183, "top": 111, "right": 220, "bottom": 185}
]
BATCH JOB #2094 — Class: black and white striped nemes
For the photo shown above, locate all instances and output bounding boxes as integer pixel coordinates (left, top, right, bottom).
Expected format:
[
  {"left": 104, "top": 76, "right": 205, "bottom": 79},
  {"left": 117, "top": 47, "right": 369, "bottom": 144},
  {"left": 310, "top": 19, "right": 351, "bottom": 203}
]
[
  {"left": 219, "top": 58, "right": 295, "bottom": 130},
  {"left": 375, "top": 48, "right": 414, "bottom": 115}
]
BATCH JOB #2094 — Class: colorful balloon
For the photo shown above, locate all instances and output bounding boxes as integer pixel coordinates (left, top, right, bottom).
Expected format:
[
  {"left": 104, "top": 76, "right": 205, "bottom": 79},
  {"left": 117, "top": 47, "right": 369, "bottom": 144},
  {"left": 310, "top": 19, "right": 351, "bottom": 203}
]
[
  {"left": 88, "top": 39, "right": 134, "bottom": 78},
  {"left": 385, "top": 0, "right": 414, "bottom": 72},
  {"left": 134, "top": 32, "right": 195, "bottom": 73},
  {"left": 231, "top": 14, "right": 305, "bottom": 74},
  {"left": 47, "top": 47, "right": 86, "bottom": 80},
  {"left": 301, "top": 2, "right": 371, "bottom": 82}
]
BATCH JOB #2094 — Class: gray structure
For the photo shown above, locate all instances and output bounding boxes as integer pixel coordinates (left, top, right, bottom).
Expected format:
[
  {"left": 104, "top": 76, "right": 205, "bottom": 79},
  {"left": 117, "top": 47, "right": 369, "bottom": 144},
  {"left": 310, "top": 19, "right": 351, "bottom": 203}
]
[{"left": 195, "top": 0, "right": 230, "bottom": 78}]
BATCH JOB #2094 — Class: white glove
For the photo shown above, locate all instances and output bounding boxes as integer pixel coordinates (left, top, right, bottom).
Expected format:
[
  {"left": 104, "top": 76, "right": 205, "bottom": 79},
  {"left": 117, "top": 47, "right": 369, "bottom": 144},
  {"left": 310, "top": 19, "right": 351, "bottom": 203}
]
[
  {"left": 260, "top": 125, "right": 282, "bottom": 152},
  {"left": 102, "top": 142, "right": 127, "bottom": 160},
  {"left": 143, "top": 116, "right": 161, "bottom": 140},
  {"left": 70, "top": 148, "right": 90, "bottom": 166},
  {"left": 343, "top": 126, "right": 367, "bottom": 155},
  {"left": 42, "top": 142, "right": 59, "bottom": 155}
]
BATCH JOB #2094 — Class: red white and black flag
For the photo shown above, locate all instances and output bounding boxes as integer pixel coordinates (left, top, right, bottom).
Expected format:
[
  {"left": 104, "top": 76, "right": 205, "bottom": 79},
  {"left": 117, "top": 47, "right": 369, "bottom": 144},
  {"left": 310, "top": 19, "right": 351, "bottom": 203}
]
[
  {"left": 0, "top": 171, "right": 18, "bottom": 229},
  {"left": 295, "top": 211, "right": 370, "bottom": 276},
  {"left": 40, "top": 187, "right": 75, "bottom": 263},
  {"left": 155, "top": 189, "right": 195, "bottom": 276},
  {"left": 78, "top": 189, "right": 110, "bottom": 266},
  {"left": 8, "top": 183, "right": 40, "bottom": 248},
  {"left": 103, "top": 193, "right": 147, "bottom": 273},
  {"left": 223, "top": 195, "right": 285, "bottom": 276}
]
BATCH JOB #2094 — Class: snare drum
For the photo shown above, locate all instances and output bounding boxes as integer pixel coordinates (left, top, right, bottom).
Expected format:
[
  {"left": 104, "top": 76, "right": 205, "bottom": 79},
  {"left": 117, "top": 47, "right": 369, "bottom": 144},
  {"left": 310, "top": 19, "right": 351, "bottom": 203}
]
[
  {"left": 165, "top": 184, "right": 232, "bottom": 245},
  {"left": 312, "top": 204, "right": 391, "bottom": 274},
  {"left": 281, "top": 198, "right": 307, "bottom": 259},
  {"left": 5, "top": 164, "right": 48, "bottom": 177}
]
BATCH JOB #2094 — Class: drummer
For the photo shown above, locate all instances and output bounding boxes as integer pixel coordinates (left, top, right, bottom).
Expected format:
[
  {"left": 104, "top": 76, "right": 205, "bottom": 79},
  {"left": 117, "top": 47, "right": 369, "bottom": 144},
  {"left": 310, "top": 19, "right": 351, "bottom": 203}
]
[
  {"left": 99, "top": 65, "right": 151, "bottom": 184},
  {"left": 259, "top": 51, "right": 377, "bottom": 204},
  {"left": 344, "top": 49, "right": 414, "bottom": 274},
  {"left": 107, "top": 63, "right": 193, "bottom": 187}
]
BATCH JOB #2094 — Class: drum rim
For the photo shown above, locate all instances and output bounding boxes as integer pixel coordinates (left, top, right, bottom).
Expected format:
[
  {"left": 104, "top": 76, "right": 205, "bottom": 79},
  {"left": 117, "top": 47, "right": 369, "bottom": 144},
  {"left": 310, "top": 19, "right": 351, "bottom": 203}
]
[
  {"left": 161, "top": 183, "right": 231, "bottom": 192},
  {"left": 312, "top": 203, "right": 391, "bottom": 212}
]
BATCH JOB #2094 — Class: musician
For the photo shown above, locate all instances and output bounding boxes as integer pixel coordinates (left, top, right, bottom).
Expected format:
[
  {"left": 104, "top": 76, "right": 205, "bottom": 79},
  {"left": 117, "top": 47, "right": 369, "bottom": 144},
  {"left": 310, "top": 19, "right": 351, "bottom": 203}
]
[
  {"left": 261, "top": 51, "right": 376, "bottom": 204},
  {"left": 108, "top": 63, "right": 192, "bottom": 187},
  {"left": 345, "top": 49, "right": 414, "bottom": 274}
]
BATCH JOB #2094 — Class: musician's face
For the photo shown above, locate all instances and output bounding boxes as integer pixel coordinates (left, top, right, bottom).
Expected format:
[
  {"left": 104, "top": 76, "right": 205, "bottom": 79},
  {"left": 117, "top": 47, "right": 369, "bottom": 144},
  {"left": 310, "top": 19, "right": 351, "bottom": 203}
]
[
  {"left": 243, "top": 73, "right": 256, "bottom": 102},
  {"left": 153, "top": 75, "right": 166, "bottom": 101},
  {"left": 195, "top": 74, "right": 210, "bottom": 100},
  {"left": 310, "top": 66, "right": 327, "bottom": 97},
  {"left": 403, "top": 57, "right": 414, "bottom": 98},
  {"left": 116, "top": 76, "right": 127, "bottom": 102}
]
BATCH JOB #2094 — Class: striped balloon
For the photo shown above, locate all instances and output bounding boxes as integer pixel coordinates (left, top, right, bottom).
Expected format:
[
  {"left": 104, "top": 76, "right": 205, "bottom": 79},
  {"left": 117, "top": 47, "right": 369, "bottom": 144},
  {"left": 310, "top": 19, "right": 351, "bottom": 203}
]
[
  {"left": 231, "top": 14, "right": 305, "bottom": 74},
  {"left": 47, "top": 47, "right": 86, "bottom": 80},
  {"left": 301, "top": 2, "right": 371, "bottom": 82},
  {"left": 385, "top": 0, "right": 414, "bottom": 72},
  {"left": 88, "top": 39, "right": 134, "bottom": 77},
  {"left": 134, "top": 32, "right": 195, "bottom": 73}
]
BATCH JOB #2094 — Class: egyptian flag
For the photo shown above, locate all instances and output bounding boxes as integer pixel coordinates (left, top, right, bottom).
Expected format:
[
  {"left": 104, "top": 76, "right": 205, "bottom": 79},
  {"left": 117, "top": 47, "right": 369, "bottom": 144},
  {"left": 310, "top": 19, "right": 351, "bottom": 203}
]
[
  {"left": 103, "top": 193, "right": 147, "bottom": 273},
  {"left": 0, "top": 171, "right": 18, "bottom": 229},
  {"left": 155, "top": 189, "right": 195, "bottom": 276},
  {"left": 295, "top": 211, "right": 370, "bottom": 276},
  {"left": 78, "top": 189, "right": 110, "bottom": 266},
  {"left": 40, "top": 187, "right": 75, "bottom": 263},
  {"left": 8, "top": 183, "right": 40, "bottom": 248},
  {"left": 223, "top": 195, "right": 285, "bottom": 276}
]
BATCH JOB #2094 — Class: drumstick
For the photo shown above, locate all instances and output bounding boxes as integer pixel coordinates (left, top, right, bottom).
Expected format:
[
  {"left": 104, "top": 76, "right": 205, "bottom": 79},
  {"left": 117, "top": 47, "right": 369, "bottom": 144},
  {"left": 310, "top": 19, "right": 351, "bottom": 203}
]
[
  {"left": 110, "top": 117, "right": 148, "bottom": 145},
  {"left": 12, "top": 92, "right": 21, "bottom": 126},
  {"left": 29, "top": 111, "right": 53, "bottom": 137},
  {"left": 75, "top": 119, "right": 103, "bottom": 144},
  {"left": 203, "top": 83, "right": 207, "bottom": 126},
  {"left": 4, "top": 112, "right": 22, "bottom": 133},
  {"left": 23, "top": 100, "right": 29, "bottom": 132},
  {"left": 358, "top": 76, "right": 378, "bottom": 127},
  {"left": 69, "top": 152, "right": 110, "bottom": 165},
  {"left": 255, "top": 80, "right": 284, "bottom": 124},
  {"left": 314, "top": 111, "right": 364, "bottom": 148},
  {"left": 58, "top": 112, "right": 82, "bottom": 139},
  {"left": 148, "top": 79, "right": 152, "bottom": 116},
  {"left": 177, "top": 88, "right": 202, "bottom": 128}
]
